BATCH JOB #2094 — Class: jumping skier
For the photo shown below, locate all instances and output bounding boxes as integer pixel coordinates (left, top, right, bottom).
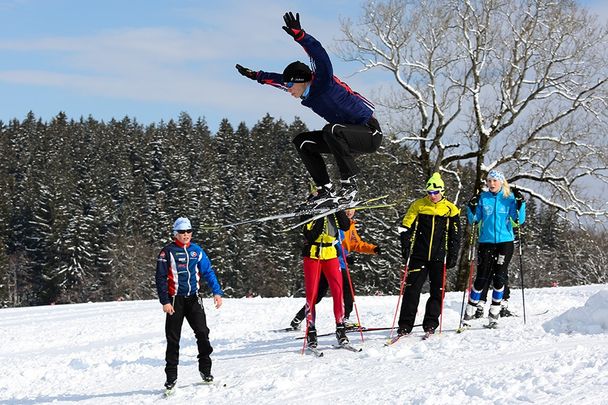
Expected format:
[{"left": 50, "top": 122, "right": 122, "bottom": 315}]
[{"left": 235, "top": 12, "right": 382, "bottom": 204}]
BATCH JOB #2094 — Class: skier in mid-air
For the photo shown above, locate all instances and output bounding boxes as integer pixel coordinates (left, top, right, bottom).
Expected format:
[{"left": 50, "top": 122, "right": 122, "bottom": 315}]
[{"left": 236, "top": 12, "right": 383, "bottom": 205}]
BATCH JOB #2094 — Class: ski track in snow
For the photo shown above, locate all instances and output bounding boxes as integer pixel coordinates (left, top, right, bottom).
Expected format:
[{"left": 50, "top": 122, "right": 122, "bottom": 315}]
[{"left": 1, "top": 285, "right": 608, "bottom": 404}]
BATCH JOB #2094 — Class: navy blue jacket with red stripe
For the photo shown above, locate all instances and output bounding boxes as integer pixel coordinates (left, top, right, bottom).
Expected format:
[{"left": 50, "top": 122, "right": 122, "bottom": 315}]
[
  {"left": 155, "top": 240, "right": 223, "bottom": 305},
  {"left": 256, "top": 31, "right": 374, "bottom": 125}
]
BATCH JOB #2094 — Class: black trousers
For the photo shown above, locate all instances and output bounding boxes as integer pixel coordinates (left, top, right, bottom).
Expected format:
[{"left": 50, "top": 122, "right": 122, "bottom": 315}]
[
  {"left": 164, "top": 295, "right": 213, "bottom": 380},
  {"left": 292, "top": 117, "right": 382, "bottom": 186},
  {"left": 473, "top": 242, "right": 514, "bottom": 303},
  {"left": 295, "top": 269, "right": 354, "bottom": 321},
  {"left": 398, "top": 259, "right": 445, "bottom": 332}
]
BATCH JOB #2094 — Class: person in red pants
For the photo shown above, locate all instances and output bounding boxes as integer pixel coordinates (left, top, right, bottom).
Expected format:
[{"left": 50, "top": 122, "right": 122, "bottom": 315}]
[
  {"left": 300, "top": 210, "right": 350, "bottom": 348},
  {"left": 290, "top": 208, "right": 379, "bottom": 330}
]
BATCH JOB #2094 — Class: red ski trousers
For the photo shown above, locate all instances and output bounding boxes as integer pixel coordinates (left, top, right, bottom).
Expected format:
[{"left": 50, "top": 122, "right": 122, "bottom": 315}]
[{"left": 303, "top": 256, "right": 344, "bottom": 326}]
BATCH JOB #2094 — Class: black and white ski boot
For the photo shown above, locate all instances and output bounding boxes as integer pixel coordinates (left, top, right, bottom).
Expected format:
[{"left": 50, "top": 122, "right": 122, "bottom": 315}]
[
  {"left": 200, "top": 372, "right": 214, "bottom": 384},
  {"left": 463, "top": 302, "right": 477, "bottom": 321},
  {"left": 336, "top": 323, "right": 349, "bottom": 345},
  {"left": 164, "top": 378, "right": 177, "bottom": 395},
  {"left": 290, "top": 316, "right": 303, "bottom": 330},
  {"left": 474, "top": 301, "right": 485, "bottom": 318},
  {"left": 307, "top": 327, "right": 318, "bottom": 349},
  {"left": 336, "top": 178, "right": 357, "bottom": 203},
  {"left": 486, "top": 304, "right": 500, "bottom": 328},
  {"left": 499, "top": 301, "right": 514, "bottom": 317}
]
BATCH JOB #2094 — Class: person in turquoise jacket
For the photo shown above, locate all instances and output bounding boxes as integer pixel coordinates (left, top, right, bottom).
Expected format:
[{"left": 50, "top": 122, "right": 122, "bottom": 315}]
[{"left": 463, "top": 170, "right": 526, "bottom": 327}]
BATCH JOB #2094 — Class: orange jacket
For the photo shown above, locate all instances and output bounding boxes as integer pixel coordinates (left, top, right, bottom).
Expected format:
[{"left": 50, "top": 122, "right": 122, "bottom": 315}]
[{"left": 342, "top": 219, "right": 377, "bottom": 255}]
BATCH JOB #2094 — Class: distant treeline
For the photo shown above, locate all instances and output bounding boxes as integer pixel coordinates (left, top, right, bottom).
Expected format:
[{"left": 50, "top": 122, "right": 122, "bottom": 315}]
[{"left": 0, "top": 112, "right": 605, "bottom": 307}]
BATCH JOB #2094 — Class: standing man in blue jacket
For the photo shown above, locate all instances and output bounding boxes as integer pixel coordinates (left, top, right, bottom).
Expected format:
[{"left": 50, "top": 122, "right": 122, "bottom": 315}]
[
  {"left": 463, "top": 170, "right": 526, "bottom": 328},
  {"left": 155, "top": 217, "right": 223, "bottom": 392},
  {"left": 236, "top": 12, "right": 383, "bottom": 204}
]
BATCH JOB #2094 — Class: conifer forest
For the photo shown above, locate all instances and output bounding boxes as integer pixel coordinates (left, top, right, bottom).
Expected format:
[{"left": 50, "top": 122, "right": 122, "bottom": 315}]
[{"left": 0, "top": 111, "right": 606, "bottom": 307}]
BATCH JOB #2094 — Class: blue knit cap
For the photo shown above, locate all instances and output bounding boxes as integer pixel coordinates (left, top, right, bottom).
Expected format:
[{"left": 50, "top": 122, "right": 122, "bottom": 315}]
[{"left": 487, "top": 170, "right": 505, "bottom": 182}]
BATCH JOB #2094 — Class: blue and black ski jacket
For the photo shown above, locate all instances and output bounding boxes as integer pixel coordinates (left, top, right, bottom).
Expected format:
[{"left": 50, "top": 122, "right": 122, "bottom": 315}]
[{"left": 256, "top": 31, "right": 375, "bottom": 125}]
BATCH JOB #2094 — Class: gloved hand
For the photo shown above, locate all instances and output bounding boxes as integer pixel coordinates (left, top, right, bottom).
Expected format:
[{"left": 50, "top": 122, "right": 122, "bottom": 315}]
[
  {"left": 235, "top": 64, "right": 258, "bottom": 80},
  {"left": 282, "top": 12, "right": 305, "bottom": 40},
  {"left": 399, "top": 230, "right": 411, "bottom": 260},
  {"left": 512, "top": 186, "right": 525, "bottom": 210},
  {"left": 346, "top": 256, "right": 355, "bottom": 266},
  {"left": 373, "top": 246, "right": 381, "bottom": 255},
  {"left": 467, "top": 192, "right": 480, "bottom": 212}
]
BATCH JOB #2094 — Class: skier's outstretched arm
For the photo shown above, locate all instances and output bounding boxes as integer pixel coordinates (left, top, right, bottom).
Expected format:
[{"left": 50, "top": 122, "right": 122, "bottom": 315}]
[{"left": 235, "top": 63, "right": 287, "bottom": 91}]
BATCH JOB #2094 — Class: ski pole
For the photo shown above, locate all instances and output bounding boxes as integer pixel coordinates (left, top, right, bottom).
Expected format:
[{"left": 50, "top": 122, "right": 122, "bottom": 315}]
[
  {"left": 439, "top": 218, "right": 450, "bottom": 334},
  {"left": 517, "top": 224, "right": 527, "bottom": 324},
  {"left": 458, "top": 223, "right": 477, "bottom": 331},
  {"left": 338, "top": 233, "right": 365, "bottom": 343},
  {"left": 389, "top": 220, "right": 418, "bottom": 339}
]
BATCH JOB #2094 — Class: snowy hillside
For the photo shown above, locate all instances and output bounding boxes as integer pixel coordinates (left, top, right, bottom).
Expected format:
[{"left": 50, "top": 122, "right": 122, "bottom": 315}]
[{"left": 2, "top": 284, "right": 608, "bottom": 404}]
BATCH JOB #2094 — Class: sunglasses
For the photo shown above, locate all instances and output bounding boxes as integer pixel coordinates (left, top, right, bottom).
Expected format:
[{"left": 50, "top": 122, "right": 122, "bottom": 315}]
[
  {"left": 285, "top": 82, "right": 295, "bottom": 88},
  {"left": 176, "top": 229, "right": 192, "bottom": 234},
  {"left": 427, "top": 190, "right": 441, "bottom": 196}
]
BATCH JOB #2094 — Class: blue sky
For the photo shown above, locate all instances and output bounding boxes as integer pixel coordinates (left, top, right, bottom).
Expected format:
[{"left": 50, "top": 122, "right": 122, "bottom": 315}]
[{"left": 1, "top": 0, "right": 607, "bottom": 132}]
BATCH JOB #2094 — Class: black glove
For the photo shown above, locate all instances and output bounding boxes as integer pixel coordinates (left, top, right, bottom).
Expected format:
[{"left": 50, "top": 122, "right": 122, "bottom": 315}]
[
  {"left": 512, "top": 187, "right": 525, "bottom": 210},
  {"left": 346, "top": 255, "right": 355, "bottom": 266},
  {"left": 235, "top": 64, "right": 258, "bottom": 80},
  {"left": 399, "top": 230, "right": 411, "bottom": 260},
  {"left": 467, "top": 193, "right": 480, "bottom": 212},
  {"left": 446, "top": 255, "right": 457, "bottom": 269},
  {"left": 373, "top": 246, "right": 381, "bottom": 255},
  {"left": 282, "top": 12, "right": 305, "bottom": 40}
]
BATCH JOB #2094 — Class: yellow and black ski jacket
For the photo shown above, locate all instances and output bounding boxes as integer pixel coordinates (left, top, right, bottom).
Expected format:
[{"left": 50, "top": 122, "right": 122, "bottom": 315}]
[
  {"left": 301, "top": 211, "right": 351, "bottom": 260},
  {"left": 400, "top": 196, "right": 461, "bottom": 264}
]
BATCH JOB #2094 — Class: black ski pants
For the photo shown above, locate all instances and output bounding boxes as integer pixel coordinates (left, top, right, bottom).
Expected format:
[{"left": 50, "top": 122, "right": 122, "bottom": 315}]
[
  {"left": 294, "top": 269, "right": 354, "bottom": 321},
  {"left": 398, "top": 259, "right": 445, "bottom": 333},
  {"left": 292, "top": 117, "right": 382, "bottom": 186},
  {"left": 164, "top": 295, "right": 213, "bottom": 380},
  {"left": 473, "top": 242, "right": 514, "bottom": 304}
]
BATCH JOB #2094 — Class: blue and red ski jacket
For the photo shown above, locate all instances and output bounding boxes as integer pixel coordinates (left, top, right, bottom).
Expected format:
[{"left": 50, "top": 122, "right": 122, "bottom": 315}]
[
  {"left": 256, "top": 31, "right": 375, "bottom": 125},
  {"left": 155, "top": 240, "right": 223, "bottom": 305}
]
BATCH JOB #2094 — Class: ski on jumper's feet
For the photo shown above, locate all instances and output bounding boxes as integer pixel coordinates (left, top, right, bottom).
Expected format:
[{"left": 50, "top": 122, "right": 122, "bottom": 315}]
[
  {"left": 333, "top": 343, "right": 362, "bottom": 352},
  {"left": 163, "top": 387, "right": 176, "bottom": 397},
  {"left": 307, "top": 346, "right": 324, "bottom": 357},
  {"left": 281, "top": 195, "right": 391, "bottom": 232}
]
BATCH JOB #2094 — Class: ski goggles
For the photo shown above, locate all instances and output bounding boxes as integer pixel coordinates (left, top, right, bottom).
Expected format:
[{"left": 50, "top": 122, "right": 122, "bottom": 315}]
[
  {"left": 285, "top": 82, "right": 295, "bottom": 88},
  {"left": 176, "top": 229, "right": 192, "bottom": 234},
  {"left": 427, "top": 190, "right": 441, "bottom": 196}
]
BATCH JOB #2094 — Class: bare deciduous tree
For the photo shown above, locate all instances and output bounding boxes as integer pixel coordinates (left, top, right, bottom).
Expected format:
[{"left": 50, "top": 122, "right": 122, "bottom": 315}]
[{"left": 337, "top": 0, "right": 608, "bottom": 219}]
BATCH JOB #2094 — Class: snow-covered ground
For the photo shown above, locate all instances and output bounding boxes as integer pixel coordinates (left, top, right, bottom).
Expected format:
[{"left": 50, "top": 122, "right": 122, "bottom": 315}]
[{"left": 2, "top": 284, "right": 608, "bottom": 404}]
